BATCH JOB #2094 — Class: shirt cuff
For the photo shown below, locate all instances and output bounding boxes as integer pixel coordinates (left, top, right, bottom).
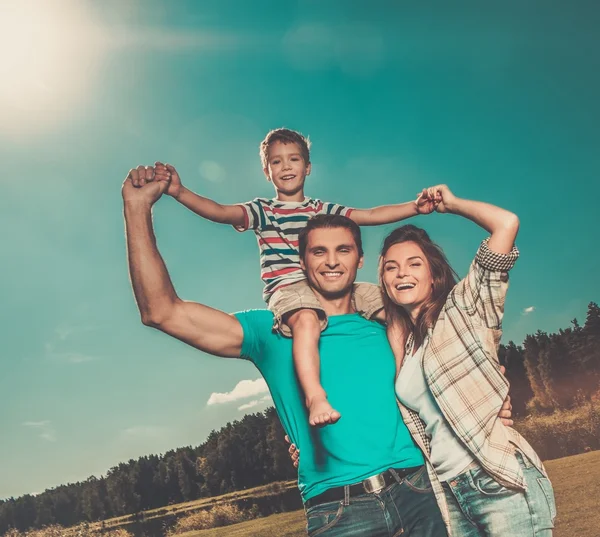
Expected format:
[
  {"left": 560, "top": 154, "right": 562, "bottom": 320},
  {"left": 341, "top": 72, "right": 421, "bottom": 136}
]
[{"left": 475, "top": 237, "right": 519, "bottom": 272}]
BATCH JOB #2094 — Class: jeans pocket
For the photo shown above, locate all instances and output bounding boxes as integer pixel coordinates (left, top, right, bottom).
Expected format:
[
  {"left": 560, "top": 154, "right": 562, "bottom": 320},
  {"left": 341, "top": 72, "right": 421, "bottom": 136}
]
[
  {"left": 474, "top": 470, "right": 511, "bottom": 496},
  {"left": 403, "top": 466, "right": 433, "bottom": 493},
  {"left": 537, "top": 477, "right": 557, "bottom": 523},
  {"left": 306, "top": 501, "right": 344, "bottom": 537}
]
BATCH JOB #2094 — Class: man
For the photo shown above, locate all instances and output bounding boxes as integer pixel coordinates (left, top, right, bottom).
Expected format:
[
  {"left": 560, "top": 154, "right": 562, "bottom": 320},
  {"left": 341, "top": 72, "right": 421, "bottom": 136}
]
[{"left": 123, "top": 165, "right": 511, "bottom": 536}]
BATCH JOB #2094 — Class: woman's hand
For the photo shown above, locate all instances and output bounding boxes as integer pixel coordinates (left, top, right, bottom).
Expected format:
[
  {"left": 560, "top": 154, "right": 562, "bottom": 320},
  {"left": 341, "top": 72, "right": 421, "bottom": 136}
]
[
  {"left": 416, "top": 185, "right": 458, "bottom": 214},
  {"left": 284, "top": 435, "right": 300, "bottom": 468}
]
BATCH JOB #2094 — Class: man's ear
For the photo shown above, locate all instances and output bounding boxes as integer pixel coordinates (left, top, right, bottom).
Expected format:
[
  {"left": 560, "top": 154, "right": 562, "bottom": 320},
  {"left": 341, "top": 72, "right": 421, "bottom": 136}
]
[
  {"left": 263, "top": 167, "right": 271, "bottom": 182},
  {"left": 358, "top": 256, "right": 364, "bottom": 270},
  {"left": 300, "top": 256, "right": 306, "bottom": 271}
]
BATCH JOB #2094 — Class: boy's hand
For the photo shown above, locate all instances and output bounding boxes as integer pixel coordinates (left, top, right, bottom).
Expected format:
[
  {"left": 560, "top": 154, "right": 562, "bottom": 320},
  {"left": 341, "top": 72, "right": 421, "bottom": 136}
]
[
  {"left": 415, "top": 188, "right": 438, "bottom": 214},
  {"left": 155, "top": 161, "right": 183, "bottom": 199}
]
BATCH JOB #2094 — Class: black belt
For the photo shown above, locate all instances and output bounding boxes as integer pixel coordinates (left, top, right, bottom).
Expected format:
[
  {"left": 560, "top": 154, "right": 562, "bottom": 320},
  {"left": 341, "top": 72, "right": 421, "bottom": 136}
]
[{"left": 305, "top": 466, "right": 423, "bottom": 509}]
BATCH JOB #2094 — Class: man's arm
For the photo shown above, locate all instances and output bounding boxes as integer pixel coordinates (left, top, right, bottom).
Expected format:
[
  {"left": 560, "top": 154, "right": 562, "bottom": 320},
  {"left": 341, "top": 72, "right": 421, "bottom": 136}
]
[
  {"left": 124, "top": 166, "right": 244, "bottom": 357},
  {"left": 348, "top": 201, "right": 420, "bottom": 226},
  {"left": 155, "top": 162, "right": 246, "bottom": 228}
]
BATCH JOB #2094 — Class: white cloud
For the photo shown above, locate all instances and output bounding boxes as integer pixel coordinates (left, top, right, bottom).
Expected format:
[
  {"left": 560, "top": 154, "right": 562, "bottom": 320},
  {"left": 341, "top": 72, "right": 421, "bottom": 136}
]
[
  {"left": 207, "top": 378, "right": 268, "bottom": 406},
  {"left": 522, "top": 306, "right": 535, "bottom": 315},
  {"left": 121, "top": 426, "right": 166, "bottom": 439},
  {"left": 23, "top": 420, "right": 57, "bottom": 442},
  {"left": 238, "top": 395, "right": 273, "bottom": 411}
]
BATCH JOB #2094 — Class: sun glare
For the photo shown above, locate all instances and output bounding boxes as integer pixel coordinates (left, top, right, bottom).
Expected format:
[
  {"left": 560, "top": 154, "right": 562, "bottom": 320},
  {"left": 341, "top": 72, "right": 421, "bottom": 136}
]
[{"left": 0, "top": 0, "right": 107, "bottom": 139}]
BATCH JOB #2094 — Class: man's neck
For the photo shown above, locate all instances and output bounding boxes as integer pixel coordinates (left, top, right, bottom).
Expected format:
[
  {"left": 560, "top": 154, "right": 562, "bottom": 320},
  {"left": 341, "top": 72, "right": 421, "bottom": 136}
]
[{"left": 312, "top": 290, "right": 355, "bottom": 317}]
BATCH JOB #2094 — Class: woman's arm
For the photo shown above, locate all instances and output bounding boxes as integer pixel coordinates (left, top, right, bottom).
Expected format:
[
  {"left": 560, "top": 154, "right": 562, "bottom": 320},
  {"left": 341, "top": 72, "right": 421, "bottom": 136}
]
[{"left": 426, "top": 185, "right": 519, "bottom": 253}]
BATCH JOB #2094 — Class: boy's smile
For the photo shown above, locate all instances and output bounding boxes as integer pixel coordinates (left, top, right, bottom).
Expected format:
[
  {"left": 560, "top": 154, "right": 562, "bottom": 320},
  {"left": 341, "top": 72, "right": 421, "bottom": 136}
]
[{"left": 264, "top": 140, "right": 311, "bottom": 202}]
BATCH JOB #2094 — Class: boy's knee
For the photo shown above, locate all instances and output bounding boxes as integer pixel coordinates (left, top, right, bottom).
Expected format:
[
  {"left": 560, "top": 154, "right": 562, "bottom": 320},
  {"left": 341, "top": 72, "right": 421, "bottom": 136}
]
[{"left": 286, "top": 308, "right": 321, "bottom": 331}]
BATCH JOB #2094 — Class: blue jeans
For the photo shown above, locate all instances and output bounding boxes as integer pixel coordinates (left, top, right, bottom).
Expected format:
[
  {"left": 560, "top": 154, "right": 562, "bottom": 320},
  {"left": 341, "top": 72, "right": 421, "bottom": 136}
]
[
  {"left": 304, "top": 466, "right": 448, "bottom": 537},
  {"left": 442, "top": 453, "right": 557, "bottom": 536}
]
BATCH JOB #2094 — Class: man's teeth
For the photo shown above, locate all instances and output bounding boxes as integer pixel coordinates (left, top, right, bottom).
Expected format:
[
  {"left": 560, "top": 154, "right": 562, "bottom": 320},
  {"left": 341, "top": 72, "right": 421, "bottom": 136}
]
[
  {"left": 323, "top": 272, "right": 343, "bottom": 277},
  {"left": 396, "top": 283, "right": 415, "bottom": 290}
]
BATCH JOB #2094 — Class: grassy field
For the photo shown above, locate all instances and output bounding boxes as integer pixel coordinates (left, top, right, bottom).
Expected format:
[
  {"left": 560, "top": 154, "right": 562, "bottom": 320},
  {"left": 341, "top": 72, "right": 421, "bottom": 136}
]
[{"left": 179, "top": 450, "right": 600, "bottom": 537}]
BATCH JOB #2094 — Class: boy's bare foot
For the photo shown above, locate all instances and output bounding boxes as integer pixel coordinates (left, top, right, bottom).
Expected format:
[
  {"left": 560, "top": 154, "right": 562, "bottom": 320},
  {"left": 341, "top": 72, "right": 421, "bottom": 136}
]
[{"left": 308, "top": 396, "right": 341, "bottom": 427}]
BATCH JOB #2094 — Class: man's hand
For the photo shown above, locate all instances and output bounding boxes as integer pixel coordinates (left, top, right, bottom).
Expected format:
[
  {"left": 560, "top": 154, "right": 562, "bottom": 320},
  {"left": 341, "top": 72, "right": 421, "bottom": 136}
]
[
  {"left": 154, "top": 162, "right": 183, "bottom": 199},
  {"left": 122, "top": 165, "right": 171, "bottom": 206},
  {"left": 284, "top": 435, "right": 299, "bottom": 469}
]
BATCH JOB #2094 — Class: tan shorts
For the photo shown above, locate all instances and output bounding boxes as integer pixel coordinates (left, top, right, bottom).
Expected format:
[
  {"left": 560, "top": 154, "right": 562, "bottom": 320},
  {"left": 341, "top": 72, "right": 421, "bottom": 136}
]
[{"left": 268, "top": 279, "right": 384, "bottom": 337}]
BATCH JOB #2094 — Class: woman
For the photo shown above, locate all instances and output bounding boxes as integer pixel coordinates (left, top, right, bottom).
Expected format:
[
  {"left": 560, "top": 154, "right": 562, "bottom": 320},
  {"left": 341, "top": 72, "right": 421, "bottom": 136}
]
[{"left": 381, "top": 184, "right": 556, "bottom": 536}]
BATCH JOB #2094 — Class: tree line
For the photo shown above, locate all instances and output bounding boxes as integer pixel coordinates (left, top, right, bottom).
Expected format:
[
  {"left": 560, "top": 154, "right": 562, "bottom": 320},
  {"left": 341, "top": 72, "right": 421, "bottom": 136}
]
[{"left": 1, "top": 302, "right": 599, "bottom": 535}]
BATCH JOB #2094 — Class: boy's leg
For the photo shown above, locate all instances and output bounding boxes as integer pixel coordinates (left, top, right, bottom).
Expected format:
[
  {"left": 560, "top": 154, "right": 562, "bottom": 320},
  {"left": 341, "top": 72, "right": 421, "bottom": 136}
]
[
  {"left": 269, "top": 280, "right": 340, "bottom": 427},
  {"left": 286, "top": 308, "right": 341, "bottom": 427}
]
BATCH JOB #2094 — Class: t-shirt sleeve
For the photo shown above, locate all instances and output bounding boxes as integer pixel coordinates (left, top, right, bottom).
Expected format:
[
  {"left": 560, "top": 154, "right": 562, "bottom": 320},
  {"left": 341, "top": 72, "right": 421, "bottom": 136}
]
[
  {"left": 233, "top": 199, "right": 266, "bottom": 232},
  {"left": 317, "top": 200, "right": 354, "bottom": 219},
  {"left": 233, "top": 309, "right": 273, "bottom": 365}
]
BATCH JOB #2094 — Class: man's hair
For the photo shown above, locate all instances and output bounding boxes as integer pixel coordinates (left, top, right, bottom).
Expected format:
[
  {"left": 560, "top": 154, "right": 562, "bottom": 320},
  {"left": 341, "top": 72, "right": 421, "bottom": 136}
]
[
  {"left": 378, "top": 224, "right": 458, "bottom": 350},
  {"left": 298, "top": 214, "right": 363, "bottom": 259},
  {"left": 260, "top": 128, "right": 311, "bottom": 169}
]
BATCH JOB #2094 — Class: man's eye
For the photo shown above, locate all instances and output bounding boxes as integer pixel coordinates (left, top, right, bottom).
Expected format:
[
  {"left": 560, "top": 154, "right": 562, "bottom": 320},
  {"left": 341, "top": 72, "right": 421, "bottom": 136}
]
[{"left": 313, "top": 251, "right": 324, "bottom": 256}]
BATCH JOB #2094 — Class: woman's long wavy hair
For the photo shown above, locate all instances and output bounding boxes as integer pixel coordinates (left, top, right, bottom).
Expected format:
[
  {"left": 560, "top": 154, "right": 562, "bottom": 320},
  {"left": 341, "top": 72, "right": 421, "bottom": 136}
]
[{"left": 379, "top": 225, "right": 459, "bottom": 351}]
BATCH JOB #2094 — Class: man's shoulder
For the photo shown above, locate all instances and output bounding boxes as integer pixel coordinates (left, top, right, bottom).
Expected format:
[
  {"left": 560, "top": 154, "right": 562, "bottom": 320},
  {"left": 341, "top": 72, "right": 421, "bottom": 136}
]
[
  {"left": 234, "top": 309, "right": 277, "bottom": 341},
  {"left": 234, "top": 308, "right": 274, "bottom": 325}
]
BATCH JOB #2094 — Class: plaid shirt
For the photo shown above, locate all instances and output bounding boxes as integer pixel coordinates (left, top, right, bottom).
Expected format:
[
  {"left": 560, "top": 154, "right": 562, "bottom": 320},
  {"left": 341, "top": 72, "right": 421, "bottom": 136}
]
[{"left": 396, "top": 238, "right": 547, "bottom": 536}]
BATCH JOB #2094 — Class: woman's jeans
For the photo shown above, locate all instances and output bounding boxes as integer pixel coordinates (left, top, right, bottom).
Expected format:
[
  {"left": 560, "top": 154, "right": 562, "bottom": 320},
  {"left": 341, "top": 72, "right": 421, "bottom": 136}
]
[
  {"left": 442, "top": 453, "right": 557, "bottom": 536},
  {"left": 304, "top": 466, "right": 447, "bottom": 537}
]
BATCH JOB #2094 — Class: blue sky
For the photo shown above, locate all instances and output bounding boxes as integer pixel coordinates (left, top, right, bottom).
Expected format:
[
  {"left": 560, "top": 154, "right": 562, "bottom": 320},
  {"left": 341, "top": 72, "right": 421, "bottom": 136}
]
[{"left": 1, "top": 0, "right": 598, "bottom": 499}]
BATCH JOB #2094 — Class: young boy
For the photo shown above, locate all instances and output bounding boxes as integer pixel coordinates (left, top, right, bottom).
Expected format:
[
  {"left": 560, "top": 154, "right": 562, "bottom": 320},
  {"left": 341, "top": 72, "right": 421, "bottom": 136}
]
[{"left": 155, "top": 128, "right": 420, "bottom": 427}]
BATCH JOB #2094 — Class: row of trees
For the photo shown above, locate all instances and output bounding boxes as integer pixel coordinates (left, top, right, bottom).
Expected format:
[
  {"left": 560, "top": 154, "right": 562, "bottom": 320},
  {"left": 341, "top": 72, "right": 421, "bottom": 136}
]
[
  {"left": 1, "top": 302, "right": 599, "bottom": 535},
  {"left": 0, "top": 408, "right": 296, "bottom": 535},
  {"left": 499, "top": 302, "right": 600, "bottom": 414}
]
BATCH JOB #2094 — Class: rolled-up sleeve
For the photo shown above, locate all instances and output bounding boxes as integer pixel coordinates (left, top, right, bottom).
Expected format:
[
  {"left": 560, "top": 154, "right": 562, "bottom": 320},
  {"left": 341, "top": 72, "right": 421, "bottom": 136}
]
[{"left": 451, "top": 238, "right": 519, "bottom": 331}]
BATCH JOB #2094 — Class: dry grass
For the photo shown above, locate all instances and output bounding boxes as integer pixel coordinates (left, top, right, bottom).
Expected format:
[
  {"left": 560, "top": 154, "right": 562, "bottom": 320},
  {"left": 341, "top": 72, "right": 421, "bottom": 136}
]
[
  {"left": 4, "top": 524, "right": 133, "bottom": 537},
  {"left": 181, "top": 451, "right": 600, "bottom": 537}
]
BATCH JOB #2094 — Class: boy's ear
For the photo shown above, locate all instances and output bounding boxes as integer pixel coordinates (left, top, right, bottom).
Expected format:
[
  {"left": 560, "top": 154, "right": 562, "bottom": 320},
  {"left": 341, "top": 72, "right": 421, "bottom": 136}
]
[
  {"left": 263, "top": 167, "right": 271, "bottom": 182},
  {"left": 306, "top": 163, "right": 311, "bottom": 176}
]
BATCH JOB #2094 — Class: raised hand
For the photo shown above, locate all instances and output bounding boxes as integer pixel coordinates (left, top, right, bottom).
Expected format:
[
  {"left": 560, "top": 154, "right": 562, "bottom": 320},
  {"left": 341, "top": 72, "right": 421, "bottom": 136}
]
[
  {"left": 430, "top": 184, "right": 457, "bottom": 214},
  {"left": 154, "top": 162, "right": 183, "bottom": 199},
  {"left": 415, "top": 188, "right": 438, "bottom": 214},
  {"left": 122, "top": 165, "right": 170, "bottom": 206}
]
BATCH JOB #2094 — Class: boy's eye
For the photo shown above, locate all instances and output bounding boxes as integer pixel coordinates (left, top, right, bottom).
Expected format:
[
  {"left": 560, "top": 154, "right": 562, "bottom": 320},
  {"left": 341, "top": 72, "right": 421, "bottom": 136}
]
[{"left": 272, "top": 159, "right": 280, "bottom": 164}]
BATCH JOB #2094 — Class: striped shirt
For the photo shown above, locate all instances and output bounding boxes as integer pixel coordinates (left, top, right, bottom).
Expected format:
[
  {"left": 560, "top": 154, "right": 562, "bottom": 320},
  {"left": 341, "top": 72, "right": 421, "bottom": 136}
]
[
  {"left": 396, "top": 238, "right": 548, "bottom": 536},
  {"left": 235, "top": 197, "right": 353, "bottom": 302}
]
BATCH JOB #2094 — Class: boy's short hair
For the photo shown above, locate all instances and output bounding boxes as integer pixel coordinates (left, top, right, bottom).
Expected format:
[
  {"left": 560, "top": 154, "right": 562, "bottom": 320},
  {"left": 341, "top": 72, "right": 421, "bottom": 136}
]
[
  {"left": 298, "top": 214, "right": 364, "bottom": 259},
  {"left": 260, "top": 128, "right": 311, "bottom": 169}
]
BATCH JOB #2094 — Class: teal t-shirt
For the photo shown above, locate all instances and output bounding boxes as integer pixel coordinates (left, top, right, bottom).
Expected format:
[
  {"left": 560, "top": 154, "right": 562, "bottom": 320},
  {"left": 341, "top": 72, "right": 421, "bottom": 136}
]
[{"left": 235, "top": 310, "right": 424, "bottom": 501}]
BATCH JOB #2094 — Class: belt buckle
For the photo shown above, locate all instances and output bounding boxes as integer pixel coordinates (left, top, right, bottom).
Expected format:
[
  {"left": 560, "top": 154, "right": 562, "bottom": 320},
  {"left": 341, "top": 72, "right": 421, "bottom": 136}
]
[{"left": 362, "top": 473, "right": 386, "bottom": 494}]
